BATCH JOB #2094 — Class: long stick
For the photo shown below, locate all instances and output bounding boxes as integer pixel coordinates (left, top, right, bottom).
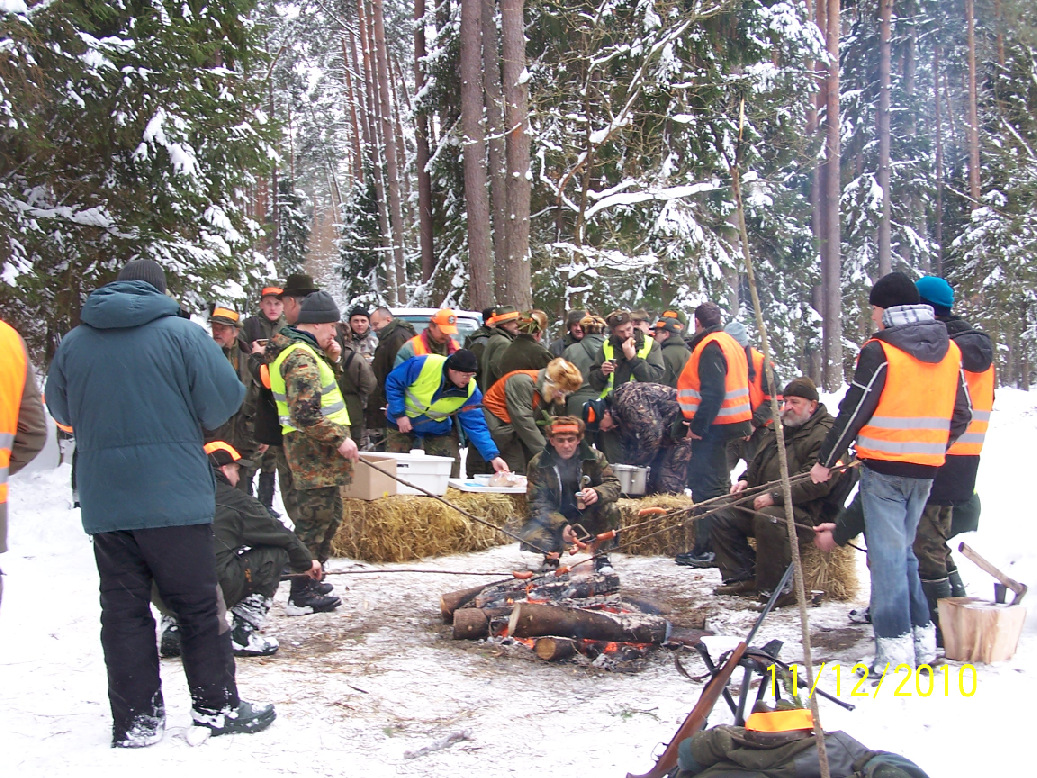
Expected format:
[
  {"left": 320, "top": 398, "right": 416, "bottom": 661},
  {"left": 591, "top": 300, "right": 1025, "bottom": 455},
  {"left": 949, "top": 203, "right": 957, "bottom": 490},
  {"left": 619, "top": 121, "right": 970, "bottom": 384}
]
[{"left": 732, "top": 98, "right": 830, "bottom": 778}]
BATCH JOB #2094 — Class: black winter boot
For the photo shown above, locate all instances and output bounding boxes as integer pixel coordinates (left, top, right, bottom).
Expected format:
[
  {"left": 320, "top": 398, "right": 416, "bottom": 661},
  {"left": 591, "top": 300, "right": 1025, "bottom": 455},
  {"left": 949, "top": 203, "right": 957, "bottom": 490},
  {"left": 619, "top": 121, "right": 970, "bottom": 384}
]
[
  {"left": 921, "top": 577, "right": 953, "bottom": 648},
  {"left": 286, "top": 576, "right": 341, "bottom": 616}
]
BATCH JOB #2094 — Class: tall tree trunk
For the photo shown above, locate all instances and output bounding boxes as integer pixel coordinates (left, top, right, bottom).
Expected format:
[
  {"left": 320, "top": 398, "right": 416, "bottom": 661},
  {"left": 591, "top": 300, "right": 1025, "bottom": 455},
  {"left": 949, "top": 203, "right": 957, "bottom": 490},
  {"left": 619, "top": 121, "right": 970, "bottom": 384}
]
[
  {"left": 372, "top": 0, "right": 408, "bottom": 300},
  {"left": 414, "top": 0, "right": 435, "bottom": 281},
  {"left": 933, "top": 44, "right": 944, "bottom": 275},
  {"left": 341, "top": 35, "right": 365, "bottom": 182},
  {"left": 965, "top": 0, "right": 981, "bottom": 209},
  {"left": 811, "top": 0, "right": 827, "bottom": 360},
  {"left": 459, "top": 0, "right": 494, "bottom": 309},
  {"left": 823, "top": 0, "right": 842, "bottom": 390},
  {"left": 500, "top": 0, "right": 532, "bottom": 308},
  {"left": 482, "top": 0, "right": 509, "bottom": 300},
  {"left": 877, "top": 0, "right": 892, "bottom": 276}
]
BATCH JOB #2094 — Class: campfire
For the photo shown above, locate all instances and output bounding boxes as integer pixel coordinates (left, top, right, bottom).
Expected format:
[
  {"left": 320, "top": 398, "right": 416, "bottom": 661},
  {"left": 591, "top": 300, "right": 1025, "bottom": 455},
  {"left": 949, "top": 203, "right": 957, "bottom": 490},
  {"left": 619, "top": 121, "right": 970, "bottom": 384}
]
[{"left": 440, "top": 562, "right": 672, "bottom": 671}]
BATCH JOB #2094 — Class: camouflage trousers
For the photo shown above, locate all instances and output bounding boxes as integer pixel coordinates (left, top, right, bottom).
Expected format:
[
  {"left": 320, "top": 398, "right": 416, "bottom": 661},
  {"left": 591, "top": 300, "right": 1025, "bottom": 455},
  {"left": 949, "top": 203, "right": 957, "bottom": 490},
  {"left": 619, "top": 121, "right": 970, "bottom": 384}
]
[
  {"left": 647, "top": 440, "right": 694, "bottom": 495},
  {"left": 293, "top": 485, "right": 343, "bottom": 564},
  {"left": 912, "top": 503, "right": 953, "bottom": 581},
  {"left": 275, "top": 446, "right": 301, "bottom": 523},
  {"left": 520, "top": 501, "right": 622, "bottom": 555},
  {"left": 386, "top": 427, "right": 461, "bottom": 478}
]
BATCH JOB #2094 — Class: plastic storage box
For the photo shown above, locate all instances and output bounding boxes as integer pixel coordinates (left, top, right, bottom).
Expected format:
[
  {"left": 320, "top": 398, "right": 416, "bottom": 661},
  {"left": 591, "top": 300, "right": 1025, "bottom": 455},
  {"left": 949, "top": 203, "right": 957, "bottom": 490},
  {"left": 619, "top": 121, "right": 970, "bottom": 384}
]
[{"left": 389, "top": 450, "right": 454, "bottom": 496}]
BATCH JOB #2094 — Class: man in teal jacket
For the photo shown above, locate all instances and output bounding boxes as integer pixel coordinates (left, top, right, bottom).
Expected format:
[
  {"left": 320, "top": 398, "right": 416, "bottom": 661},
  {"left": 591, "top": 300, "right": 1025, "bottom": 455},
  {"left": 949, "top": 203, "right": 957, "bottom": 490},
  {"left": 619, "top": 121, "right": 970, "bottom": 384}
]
[{"left": 46, "top": 259, "right": 275, "bottom": 746}]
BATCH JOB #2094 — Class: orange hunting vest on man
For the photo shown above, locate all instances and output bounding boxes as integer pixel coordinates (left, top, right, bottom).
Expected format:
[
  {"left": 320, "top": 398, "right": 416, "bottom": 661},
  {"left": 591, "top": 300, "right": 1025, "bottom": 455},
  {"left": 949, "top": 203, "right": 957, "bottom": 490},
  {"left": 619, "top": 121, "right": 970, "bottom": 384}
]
[
  {"left": 677, "top": 332, "right": 752, "bottom": 425},
  {"left": 855, "top": 339, "right": 963, "bottom": 467},
  {"left": 0, "top": 323, "right": 28, "bottom": 522},
  {"left": 482, "top": 370, "right": 541, "bottom": 424},
  {"left": 946, "top": 364, "right": 993, "bottom": 456}
]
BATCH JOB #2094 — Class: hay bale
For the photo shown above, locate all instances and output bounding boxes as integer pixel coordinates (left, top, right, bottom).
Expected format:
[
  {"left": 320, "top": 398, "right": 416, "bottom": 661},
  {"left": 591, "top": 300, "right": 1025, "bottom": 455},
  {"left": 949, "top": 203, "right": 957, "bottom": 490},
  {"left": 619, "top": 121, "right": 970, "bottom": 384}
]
[
  {"left": 618, "top": 494, "right": 697, "bottom": 556},
  {"left": 616, "top": 494, "right": 857, "bottom": 601},
  {"left": 331, "top": 488, "right": 526, "bottom": 563}
]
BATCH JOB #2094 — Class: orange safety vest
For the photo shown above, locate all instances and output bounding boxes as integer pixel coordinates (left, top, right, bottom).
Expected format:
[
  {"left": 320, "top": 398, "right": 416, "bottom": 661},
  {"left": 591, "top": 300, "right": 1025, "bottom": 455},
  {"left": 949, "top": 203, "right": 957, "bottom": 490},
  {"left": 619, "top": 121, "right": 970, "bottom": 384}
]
[
  {"left": 747, "top": 347, "right": 782, "bottom": 412},
  {"left": 0, "top": 321, "right": 29, "bottom": 513},
  {"left": 947, "top": 364, "right": 994, "bottom": 456},
  {"left": 482, "top": 370, "right": 540, "bottom": 424},
  {"left": 407, "top": 332, "right": 458, "bottom": 358},
  {"left": 855, "top": 339, "right": 962, "bottom": 467},
  {"left": 677, "top": 332, "right": 752, "bottom": 424}
]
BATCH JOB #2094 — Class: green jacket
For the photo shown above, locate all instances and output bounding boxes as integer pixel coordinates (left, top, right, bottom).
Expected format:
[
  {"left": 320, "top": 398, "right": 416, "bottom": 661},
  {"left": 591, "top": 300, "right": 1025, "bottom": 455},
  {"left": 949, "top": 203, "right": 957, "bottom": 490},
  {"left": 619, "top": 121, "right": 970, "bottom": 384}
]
[
  {"left": 742, "top": 403, "right": 839, "bottom": 521},
  {"left": 526, "top": 442, "right": 621, "bottom": 533},
  {"left": 368, "top": 318, "right": 416, "bottom": 428},
  {"left": 205, "top": 338, "right": 259, "bottom": 463},
  {"left": 480, "top": 327, "right": 516, "bottom": 390},
  {"left": 265, "top": 328, "right": 353, "bottom": 490},
  {"left": 498, "top": 334, "right": 553, "bottom": 376},
  {"left": 658, "top": 336, "right": 691, "bottom": 389}
]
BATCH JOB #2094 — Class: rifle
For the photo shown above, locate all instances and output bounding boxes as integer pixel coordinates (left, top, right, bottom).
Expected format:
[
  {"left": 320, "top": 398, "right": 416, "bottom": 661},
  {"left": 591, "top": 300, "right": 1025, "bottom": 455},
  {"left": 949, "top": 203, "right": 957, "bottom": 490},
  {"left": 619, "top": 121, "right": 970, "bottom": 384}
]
[{"left": 626, "top": 563, "right": 794, "bottom": 778}]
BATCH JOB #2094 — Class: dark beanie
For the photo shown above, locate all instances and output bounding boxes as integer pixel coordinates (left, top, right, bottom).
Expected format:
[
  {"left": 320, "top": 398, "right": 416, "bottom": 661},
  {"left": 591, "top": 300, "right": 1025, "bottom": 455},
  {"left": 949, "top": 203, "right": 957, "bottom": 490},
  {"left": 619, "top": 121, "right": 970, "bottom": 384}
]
[
  {"left": 445, "top": 349, "right": 479, "bottom": 373},
  {"left": 296, "top": 291, "right": 341, "bottom": 324},
  {"left": 869, "top": 271, "right": 919, "bottom": 309},
  {"left": 348, "top": 304, "right": 370, "bottom": 319},
  {"left": 783, "top": 377, "right": 819, "bottom": 402},
  {"left": 694, "top": 302, "right": 722, "bottom": 328},
  {"left": 566, "top": 309, "right": 588, "bottom": 327},
  {"left": 117, "top": 259, "right": 167, "bottom": 293}
]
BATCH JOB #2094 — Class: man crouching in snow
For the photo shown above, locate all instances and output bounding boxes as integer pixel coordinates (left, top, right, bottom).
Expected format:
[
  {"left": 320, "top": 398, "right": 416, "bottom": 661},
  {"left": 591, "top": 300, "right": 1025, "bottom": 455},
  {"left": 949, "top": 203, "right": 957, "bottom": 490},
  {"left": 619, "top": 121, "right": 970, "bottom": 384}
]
[
  {"left": 810, "top": 271, "right": 971, "bottom": 676},
  {"left": 46, "top": 259, "right": 276, "bottom": 747},
  {"left": 158, "top": 442, "right": 323, "bottom": 660}
]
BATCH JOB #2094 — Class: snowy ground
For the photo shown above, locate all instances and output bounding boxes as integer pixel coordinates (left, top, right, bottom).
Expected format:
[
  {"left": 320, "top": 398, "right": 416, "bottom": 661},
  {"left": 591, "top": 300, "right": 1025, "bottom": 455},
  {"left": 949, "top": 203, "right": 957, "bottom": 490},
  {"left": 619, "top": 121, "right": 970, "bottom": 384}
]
[{"left": 2, "top": 389, "right": 1035, "bottom": 777}]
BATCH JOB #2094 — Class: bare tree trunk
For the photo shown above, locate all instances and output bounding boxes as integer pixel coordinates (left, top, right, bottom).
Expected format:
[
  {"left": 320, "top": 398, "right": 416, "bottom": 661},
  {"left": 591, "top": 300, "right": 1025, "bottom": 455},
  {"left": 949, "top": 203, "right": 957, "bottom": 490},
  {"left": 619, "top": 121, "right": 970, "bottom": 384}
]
[
  {"left": 811, "top": 0, "right": 827, "bottom": 346},
  {"left": 933, "top": 45, "right": 944, "bottom": 275},
  {"left": 482, "top": 0, "right": 509, "bottom": 300},
  {"left": 877, "top": 0, "right": 892, "bottom": 276},
  {"left": 373, "top": 0, "right": 408, "bottom": 300},
  {"left": 965, "top": 0, "right": 981, "bottom": 209},
  {"left": 823, "top": 0, "right": 842, "bottom": 390},
  {"left": 341, "top": 36, "right": 365, "bottom": 182},
  {"left": 901, "top": 0, "right": 920, "bottom": 269},
  {"left": 414, "top": 0, "right": 435, "bottom": 282},
  {"left": 500, "top": 0, "right": 532, "bottom": 308},
  {"left": 459, "top": 0, "right": 494, "bottom": 309}
]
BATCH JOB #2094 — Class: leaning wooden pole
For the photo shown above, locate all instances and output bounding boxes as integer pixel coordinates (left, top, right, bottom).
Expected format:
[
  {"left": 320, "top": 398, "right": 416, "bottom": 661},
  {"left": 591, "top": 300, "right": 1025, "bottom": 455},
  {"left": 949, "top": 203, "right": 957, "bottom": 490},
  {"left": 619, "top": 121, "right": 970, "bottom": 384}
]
[{"left": 731, "top": 100, "right": 830, "bottom": 778}]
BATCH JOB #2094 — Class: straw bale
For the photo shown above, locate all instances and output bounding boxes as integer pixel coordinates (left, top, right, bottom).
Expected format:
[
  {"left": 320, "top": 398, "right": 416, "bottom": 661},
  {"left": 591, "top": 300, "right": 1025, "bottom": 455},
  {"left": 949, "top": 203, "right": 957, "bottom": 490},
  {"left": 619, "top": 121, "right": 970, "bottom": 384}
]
[
  {"left": 616, "top": 495, "right": 857, "bottom": 601},
  {"left": 331, "top": 489, "right": 526, "bottom": 563}
]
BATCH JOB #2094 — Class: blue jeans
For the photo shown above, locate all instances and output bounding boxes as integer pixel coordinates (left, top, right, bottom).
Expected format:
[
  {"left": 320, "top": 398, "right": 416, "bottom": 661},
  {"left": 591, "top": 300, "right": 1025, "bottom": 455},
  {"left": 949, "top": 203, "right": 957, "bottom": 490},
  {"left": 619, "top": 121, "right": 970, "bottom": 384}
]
[{"left": 860, "top": 466, "right": 933, "bottom": 641}]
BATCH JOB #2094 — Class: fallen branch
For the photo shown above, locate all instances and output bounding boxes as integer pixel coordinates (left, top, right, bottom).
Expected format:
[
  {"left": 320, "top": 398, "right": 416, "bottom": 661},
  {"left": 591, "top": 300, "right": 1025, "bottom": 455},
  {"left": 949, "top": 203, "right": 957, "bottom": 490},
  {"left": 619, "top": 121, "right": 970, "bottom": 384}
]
[{"left": 403, "top": 730, "right": 473, "bottom": 760}]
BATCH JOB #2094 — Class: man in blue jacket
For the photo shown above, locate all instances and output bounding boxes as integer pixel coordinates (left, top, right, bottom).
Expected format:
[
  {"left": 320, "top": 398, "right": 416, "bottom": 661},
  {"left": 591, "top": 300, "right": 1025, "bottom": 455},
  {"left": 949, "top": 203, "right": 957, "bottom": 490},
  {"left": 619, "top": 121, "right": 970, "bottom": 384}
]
[
  {"left": 46, "top": 259, "right": 275, "bottom": 747},
  {"left": 385, "top": 349, "right": 509, "bottom": 478}
]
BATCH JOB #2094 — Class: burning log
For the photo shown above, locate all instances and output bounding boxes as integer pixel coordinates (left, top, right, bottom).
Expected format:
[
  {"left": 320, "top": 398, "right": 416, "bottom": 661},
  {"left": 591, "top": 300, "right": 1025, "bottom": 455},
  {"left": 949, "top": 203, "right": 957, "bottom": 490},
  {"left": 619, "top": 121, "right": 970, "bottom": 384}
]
[
  {"left": 534, "top": 637, "right": 577, "bottom": 661},
  {"left": 441, "top": 582, "right": 504, "bottom": 623},
  {"left": 452, "top": 607, "right": 512, "bottom": 640},
  {"left": 508, "top": 602, "right": 670, "bottom": 644}
]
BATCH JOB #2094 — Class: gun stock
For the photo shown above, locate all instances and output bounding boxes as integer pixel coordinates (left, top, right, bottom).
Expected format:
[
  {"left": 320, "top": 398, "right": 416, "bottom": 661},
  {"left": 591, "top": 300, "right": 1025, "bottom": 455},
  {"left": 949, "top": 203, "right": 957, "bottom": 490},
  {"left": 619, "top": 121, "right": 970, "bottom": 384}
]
[{"left": 626, "top": 641, "right": 747, "bottom": 778}]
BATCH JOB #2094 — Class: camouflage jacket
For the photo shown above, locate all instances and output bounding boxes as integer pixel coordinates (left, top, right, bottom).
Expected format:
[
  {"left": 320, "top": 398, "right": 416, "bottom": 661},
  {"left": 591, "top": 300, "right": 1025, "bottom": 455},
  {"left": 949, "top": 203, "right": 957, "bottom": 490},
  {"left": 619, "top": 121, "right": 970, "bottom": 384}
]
[
  {"left": 610, "top": 381, "right": 688, "bottom": 466},
  {"left": 527, "top": 442, "right": 621, "bottom": 529},
  {"left": 265, "top": 327, "right": 353, "bottom": 490}
]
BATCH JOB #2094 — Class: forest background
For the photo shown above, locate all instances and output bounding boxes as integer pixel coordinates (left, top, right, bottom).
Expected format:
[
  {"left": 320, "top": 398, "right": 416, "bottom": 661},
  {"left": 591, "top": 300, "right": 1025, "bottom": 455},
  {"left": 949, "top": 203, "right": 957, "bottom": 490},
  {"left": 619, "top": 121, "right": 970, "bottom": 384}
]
[{"left": 1, "top": 0, "right": 1034, "bottom": 389}]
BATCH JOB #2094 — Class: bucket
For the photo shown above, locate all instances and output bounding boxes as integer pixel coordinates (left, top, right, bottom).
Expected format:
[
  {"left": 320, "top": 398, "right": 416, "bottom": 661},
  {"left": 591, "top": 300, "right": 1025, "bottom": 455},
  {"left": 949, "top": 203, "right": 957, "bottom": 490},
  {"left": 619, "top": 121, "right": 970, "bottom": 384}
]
[{"left": 612, "top": 464, "right": 649, "bottom": 495}]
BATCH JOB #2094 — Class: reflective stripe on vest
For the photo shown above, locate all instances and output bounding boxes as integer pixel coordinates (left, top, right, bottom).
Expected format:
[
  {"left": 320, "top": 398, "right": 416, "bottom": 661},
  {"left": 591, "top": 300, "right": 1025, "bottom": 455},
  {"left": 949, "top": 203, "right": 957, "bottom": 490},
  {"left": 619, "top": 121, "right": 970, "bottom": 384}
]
[
  {"left": 947, "top": 364, "right": 994, "bottom": 456},
  {"left": 483, "top": 369, "right": 541, "bottom": 424},
  {"left": 855, "top": 339, "right": 962, "bottom": 466},
  {"left": 268, "top": 342, "right": 351, "bottom": 434},
  {"left": 403, "top": 355, "right": 475, "bottom": 421},
  {"left": 676, "top": 332, "right": 752, "bottom": 424},
  {"left": 0, "top": 321, "right": 28, "bottom": 508},
  {"left": 599, "top": 337, "right": 655, "bottom": 398}
]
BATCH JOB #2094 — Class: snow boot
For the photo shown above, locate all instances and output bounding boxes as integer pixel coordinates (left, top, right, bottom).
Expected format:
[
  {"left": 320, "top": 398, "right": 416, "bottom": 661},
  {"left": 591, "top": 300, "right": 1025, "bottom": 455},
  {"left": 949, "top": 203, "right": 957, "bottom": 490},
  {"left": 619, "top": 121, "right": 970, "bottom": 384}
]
[
  {"left": 191, "top": 701, "right": 276, "bottom": 736},
  {"left": 231, "top": 593, "right": 271, "bottom": 631},
  {"left": 921, "top": 577, "right": 952, "bottom": 647},
  {"left": 912, "top": 622, "right": 938, "bottom": 666},
  {"left": 159, "top": 614, "right": 181, "bottom": 658},
  {"left": 285, "top": 576, "right": 340, "bottom": 616},
  {"left": 230, "top": 614, "right": 279, "bottom": 657}
]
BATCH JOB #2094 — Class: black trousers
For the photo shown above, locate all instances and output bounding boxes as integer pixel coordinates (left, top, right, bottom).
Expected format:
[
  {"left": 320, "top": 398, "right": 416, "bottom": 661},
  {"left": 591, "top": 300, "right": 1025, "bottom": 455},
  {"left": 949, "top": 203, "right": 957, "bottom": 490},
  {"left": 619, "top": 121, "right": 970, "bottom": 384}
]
[
  {"left": 93, "top": 524, "right": 239, "bottom": 741},
  {"left": 687, "top": 430, "right": 734, "bottom": 554}
]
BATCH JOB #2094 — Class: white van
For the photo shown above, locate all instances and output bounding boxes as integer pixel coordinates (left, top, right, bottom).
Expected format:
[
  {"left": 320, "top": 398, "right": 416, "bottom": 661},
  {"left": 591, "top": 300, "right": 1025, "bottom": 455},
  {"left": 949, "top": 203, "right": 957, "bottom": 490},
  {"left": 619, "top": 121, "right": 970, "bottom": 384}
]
[{"left": 391, "top": 307, "right": 483, "bottom": 343}]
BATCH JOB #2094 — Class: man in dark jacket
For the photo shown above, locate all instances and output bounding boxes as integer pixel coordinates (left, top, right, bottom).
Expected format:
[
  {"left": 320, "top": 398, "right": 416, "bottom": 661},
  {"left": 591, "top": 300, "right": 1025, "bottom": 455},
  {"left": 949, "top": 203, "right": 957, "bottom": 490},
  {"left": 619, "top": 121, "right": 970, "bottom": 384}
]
[
  {"left": 521, "top": 416, "right": 622, "bottom": 570},
  {"left": 675, "top": 303, "right": 752, "bottom": 568},
  {"left": 911, "top": 276, "right": 994, "bottom": 621},
  {"left": 810, "top": 271, "right": 971, "bottom": 673},
  {"left": 498, "top": 310, "right": 553, "bottom": 375},
  {"left": 46, "top": 259, "right": 275, "bottom": 745},
  {"left": 368, "top": 307, "right": 416, "bottom": 451},
  {"left": 161, "top": 442, "right": 322, "bottom": 659},
  {"left": 711, "top": 378, "right": 841, "bottom": 604},
  {"left": 548, "top": 309, "right": 587, "bottom": 357},
  {"left": 653, "top": 315, "right": 690, "bottom": 388},
  {"left": 242, "top": 286, "right": 285, "bottom": 507},
  {"left": 480, "top": 304, "right": 522, "bottom": 390}
]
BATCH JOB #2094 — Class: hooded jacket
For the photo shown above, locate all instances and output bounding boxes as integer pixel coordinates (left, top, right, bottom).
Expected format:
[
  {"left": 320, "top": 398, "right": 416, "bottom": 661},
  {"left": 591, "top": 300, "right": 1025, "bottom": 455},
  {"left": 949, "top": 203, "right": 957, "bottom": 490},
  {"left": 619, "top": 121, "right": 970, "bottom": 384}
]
[
  {"left": 368, "top": 318, "right": 416, "bottom": 429},
  {"left": 818, "top": 307, "right": 972, "bottom": 479},
  {"left": 46, "top": 280, "right": 244, "bottom": 533},
  {"left": 564, "top": 332, "right": 606, "bottom": 416}
]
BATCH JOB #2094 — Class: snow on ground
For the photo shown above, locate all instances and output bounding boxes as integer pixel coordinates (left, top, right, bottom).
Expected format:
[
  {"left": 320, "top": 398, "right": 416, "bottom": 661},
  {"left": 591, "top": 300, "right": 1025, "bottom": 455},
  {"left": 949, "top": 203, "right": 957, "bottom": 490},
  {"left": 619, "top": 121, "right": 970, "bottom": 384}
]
[{"left": 3, "top": 389, "right": 1036, "bottom": 776}]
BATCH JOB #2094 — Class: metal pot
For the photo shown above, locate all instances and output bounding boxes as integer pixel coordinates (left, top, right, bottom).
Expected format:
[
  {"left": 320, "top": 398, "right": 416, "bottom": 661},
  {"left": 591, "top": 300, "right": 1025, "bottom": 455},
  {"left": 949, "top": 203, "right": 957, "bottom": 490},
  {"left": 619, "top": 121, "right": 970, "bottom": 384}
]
[{"left": 612, "top": 464, "right": 650, "bottom": 495}]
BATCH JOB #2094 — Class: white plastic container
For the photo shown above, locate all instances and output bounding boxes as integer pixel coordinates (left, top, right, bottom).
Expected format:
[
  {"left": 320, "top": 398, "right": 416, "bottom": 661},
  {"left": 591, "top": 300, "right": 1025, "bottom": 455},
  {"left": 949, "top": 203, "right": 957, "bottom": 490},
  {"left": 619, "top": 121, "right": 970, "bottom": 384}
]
[{"left": 388, "top": 450, "right": 454, "bottom": 496}]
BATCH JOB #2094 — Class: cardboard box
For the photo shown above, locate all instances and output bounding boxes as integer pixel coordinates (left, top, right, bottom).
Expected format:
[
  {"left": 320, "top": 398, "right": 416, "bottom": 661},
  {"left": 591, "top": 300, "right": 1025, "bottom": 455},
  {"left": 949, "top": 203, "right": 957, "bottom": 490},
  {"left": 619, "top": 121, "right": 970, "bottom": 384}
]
[{"left": 342, "top": 453, "right": 398, "bottom": 500}]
